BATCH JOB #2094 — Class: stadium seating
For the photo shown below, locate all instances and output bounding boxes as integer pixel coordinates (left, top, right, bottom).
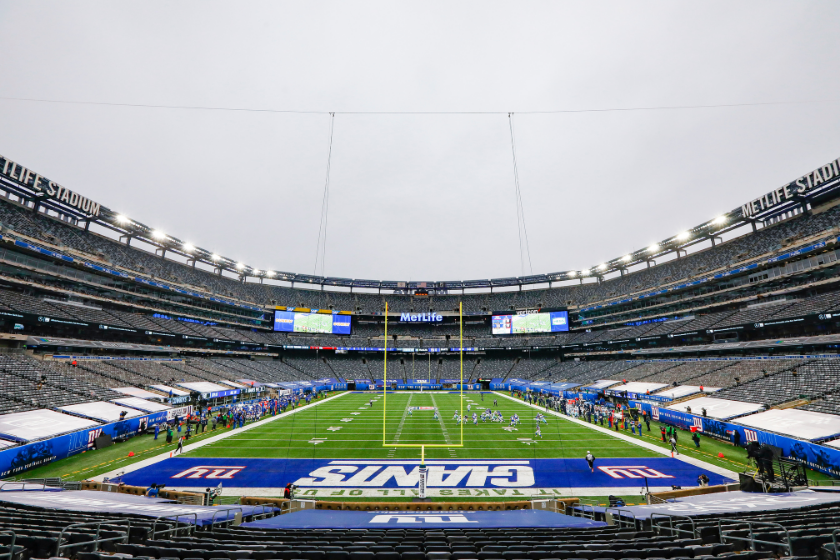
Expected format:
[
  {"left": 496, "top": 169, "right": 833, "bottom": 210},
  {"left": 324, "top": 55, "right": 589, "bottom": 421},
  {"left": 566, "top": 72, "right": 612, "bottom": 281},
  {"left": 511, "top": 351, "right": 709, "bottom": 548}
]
[
  {"left": 716, "top": 358, "right": 840, "bottom": 406},
  {"left": 0, "top": 494, "right": 836, "bottom": 560},
  {"left": 2, "top": 196, "right": 840, "bottom": 319}
]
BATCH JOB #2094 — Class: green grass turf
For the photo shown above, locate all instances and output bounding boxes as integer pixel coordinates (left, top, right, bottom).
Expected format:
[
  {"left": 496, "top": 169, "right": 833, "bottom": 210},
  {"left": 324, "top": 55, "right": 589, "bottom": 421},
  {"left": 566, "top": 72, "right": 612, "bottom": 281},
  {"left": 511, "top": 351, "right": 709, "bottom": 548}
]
[
  {"left": 187, "top": 391, "right": 660, "bottom": 460},
  {"left": 17, "top": 391, "right": 837, "bottom": 491}
]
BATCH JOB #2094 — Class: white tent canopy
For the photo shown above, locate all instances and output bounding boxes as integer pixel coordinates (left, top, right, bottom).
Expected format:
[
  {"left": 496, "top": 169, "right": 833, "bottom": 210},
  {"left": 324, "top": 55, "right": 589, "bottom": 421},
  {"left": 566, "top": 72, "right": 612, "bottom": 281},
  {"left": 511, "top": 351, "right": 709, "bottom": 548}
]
[
  {"left": 737, "top": 408, "right": 840, "bottom": 442},
  {"left": 586, "top": 380, "right": 621, "bottom": 390},
  {"left": 112, "top": 387, "right": 167, "bottom": 400},
  {"left": 666, "top": 397, "right": 764, "bottom": 420},
  {"left": 59, "top": 402, "right": 144, "bottom": 423},
  {"left": 150, "top": 385, "right": 189, "bottom": 396},
  {"left": 609, "top": 382, "right": 669, "bottom": 394},
  {"left": 111, "top": 397, "right": 171, "bottom": 413},
  {"left": 0, "top": 409, "right": 99, "bottom": 442},
  {"left": 176, "top": 381, "right": 230, "bottom": 393}
]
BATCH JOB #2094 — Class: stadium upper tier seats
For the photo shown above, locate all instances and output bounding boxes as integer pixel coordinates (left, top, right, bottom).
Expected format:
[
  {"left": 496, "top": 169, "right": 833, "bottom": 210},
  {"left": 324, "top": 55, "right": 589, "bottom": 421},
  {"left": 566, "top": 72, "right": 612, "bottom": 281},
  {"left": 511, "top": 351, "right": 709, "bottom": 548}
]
[
  {"left": 1, "top": 197, "right": 839, "bottom": 317},
  {"left": 5, "top": 350, "right": 840, "bottom": 415}
]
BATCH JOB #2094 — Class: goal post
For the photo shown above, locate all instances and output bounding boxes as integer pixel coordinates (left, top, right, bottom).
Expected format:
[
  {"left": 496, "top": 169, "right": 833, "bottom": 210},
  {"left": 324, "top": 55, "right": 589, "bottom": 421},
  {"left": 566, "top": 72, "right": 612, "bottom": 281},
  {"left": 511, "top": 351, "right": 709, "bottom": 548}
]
[{"left": 382, "top": 301, "right": 464, "bottom": 450}]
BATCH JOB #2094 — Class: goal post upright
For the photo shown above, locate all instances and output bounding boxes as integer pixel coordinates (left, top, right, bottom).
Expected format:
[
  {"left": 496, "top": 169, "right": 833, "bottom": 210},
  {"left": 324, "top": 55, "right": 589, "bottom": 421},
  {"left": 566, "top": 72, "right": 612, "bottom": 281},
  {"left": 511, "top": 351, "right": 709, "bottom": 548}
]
[
  {"left": 383, "top": 300, "right": 387, "bottom": 446},
  {"left": 460, "top": 300, "right": 464, "bottom": 446}
]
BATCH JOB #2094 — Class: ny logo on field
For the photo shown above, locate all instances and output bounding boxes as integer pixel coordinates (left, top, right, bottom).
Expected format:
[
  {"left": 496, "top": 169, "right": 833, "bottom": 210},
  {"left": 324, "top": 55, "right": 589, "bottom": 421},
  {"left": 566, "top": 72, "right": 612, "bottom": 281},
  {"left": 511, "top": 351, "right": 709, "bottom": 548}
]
[
  {"left": 370, "top": 514, "right": 477, "bottom": 524},
  {"left": 598, "top": 466, "right": 674, "bottom": 479},
  {"left": 744, "top": 429, "right": 759, "bottom": 442},
  {"left": 172, "top": 466, "right": 246, "bottom": 479}
]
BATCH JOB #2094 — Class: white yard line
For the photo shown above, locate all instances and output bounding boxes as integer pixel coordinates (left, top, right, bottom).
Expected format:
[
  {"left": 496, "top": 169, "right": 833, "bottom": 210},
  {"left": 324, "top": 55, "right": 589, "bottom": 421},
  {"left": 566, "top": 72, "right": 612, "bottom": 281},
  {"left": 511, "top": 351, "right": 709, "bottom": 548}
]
[
  {"left": 391, "top": 394, "right": 413, "bottom": 444},
  {"left": 493, "top": 391, "right": 738, "bottom": 481},
  {"left": 388, "top": 394, "right": 414, "bottom": 457},
  {"left": 93, "top": 391, "right": 351, "bottom": 482},
  {"left": 429, "top": 393, "right": 457, "bottom": 457}
]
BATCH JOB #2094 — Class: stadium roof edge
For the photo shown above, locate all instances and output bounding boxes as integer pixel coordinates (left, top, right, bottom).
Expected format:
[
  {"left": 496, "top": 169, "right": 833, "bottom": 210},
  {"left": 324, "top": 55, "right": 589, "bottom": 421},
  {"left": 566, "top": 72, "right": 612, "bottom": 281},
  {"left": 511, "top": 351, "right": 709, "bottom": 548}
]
[{"left": 0, "top": 153, "right": 838, "bottom": 291}]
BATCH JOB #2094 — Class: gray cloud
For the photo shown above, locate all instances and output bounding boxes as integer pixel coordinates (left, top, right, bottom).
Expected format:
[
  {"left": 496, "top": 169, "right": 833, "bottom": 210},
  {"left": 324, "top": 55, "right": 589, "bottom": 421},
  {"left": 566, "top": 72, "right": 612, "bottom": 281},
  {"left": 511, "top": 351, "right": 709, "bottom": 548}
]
[{"left": 0, "top": 0, "right": 838, "bottom": 282}]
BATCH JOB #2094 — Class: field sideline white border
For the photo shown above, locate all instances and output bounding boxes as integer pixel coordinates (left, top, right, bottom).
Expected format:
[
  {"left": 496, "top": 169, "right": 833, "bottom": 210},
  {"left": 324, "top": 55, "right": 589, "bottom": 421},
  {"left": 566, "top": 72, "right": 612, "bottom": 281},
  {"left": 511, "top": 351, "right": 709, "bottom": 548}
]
[
  {"left": 94, "top": 389, "right": 736, "bottom": 493},
  {"left": 93, "top": 390, "right": 352, "bottom": 482},
  {"left": 493, "top": 391, "right": 738, "bottom": 480}
]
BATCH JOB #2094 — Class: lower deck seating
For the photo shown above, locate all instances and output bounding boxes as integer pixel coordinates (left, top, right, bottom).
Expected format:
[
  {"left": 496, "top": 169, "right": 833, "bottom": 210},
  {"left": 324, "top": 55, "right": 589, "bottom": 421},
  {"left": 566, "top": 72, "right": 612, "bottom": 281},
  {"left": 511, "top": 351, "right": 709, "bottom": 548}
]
[{"left": 0, "top": 496, "right": 837, "bottom": 559}]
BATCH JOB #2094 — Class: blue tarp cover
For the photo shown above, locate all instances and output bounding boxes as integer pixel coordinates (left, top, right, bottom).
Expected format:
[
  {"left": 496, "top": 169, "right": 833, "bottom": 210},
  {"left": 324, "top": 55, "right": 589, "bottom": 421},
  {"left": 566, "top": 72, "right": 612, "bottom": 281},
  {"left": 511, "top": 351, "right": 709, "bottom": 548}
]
[
  {"left": 0, "top": 490, "right": 274, "bottom": 525},
  {"left": 243, "top": 508, "right": 606, "bottom": 529}
]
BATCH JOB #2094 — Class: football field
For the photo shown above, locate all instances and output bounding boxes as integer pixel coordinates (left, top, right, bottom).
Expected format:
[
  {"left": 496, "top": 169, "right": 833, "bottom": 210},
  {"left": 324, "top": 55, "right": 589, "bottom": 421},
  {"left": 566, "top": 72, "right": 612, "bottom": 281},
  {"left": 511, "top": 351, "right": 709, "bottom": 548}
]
[
  {"left": 187, "top": 391, "right": 659, "bottom": 460},
  {"left": 104, "top": 391, "right": 740, "bottom": 499}
]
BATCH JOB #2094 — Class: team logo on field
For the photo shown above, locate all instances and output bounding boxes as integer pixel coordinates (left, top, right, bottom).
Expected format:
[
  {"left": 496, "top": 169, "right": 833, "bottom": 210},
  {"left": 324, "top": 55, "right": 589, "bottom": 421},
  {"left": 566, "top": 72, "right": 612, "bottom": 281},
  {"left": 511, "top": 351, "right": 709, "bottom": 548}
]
[
  {"left": 370, "top": 514, "right": 477, "bottom": 524},
  {"left": 293, "top": 461, "right": 534, "bottom": 487},
  {"left": 597, "top": 466, "right": 674, "bottom": 479},
  {"left": 172, "top": 466, "right": 246, "bottom": 479}
]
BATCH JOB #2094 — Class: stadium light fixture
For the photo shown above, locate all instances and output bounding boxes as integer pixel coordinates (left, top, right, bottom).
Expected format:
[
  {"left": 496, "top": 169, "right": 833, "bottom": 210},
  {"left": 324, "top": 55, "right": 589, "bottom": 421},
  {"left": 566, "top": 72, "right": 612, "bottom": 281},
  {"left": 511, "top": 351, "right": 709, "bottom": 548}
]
[
  {"left": 266, "top": 271, "right": 276, "bottom": 277},
  {"left": 236, "top": 262, "right": 245, "bottom": 270},
  {"left": 622, "top": 254, "right": 632, "bottom": 262},
  {"left": 115, "top": 214, "right": 129, "bottom": 224},
  {"left": 648, "top": 243, "right": 659, "bottom": 253},
  {"left": 253, "top": 269, "right": 261, "bottom": 276},
  {"left": 151, "top": 230, "right": 166, "bottom": 240},
  {"left": 677, "top": 231, "right": 690, "bottom": 241},
  {"left": 182, "top": 243, "right": 195, "bottom": 253},
  {"left": 714, "top": 215, "right": 727, "bottom": 224},
  {"left": 580, "top": 269, "right": 590, "bottom": 276},
  {"left": 598, "top": 263, "right": 607, "bottom": 271},
  {"left": 211, "top": 254, "right": 219, "bottom": 261},
  {"left": 567, "top": 271, "right": 576, "bottom": 277}
]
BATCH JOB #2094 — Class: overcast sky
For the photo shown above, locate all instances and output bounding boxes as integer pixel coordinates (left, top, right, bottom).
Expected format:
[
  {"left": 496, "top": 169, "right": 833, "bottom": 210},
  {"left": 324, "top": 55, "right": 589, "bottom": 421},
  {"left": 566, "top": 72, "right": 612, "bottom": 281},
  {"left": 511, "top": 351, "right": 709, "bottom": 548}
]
[{"left": 0, "top": 1, "right": 838, "bottom": 283}]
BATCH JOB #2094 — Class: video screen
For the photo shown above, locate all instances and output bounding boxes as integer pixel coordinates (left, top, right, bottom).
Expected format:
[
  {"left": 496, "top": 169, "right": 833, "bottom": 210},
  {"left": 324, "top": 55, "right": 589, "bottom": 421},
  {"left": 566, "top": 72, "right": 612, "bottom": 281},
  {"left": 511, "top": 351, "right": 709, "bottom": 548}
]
[
  {"left": 273, "top": 311, "right": 351, "bottom": 334},
  {"left": 491, "top": 311, "right": 569, "bottom": 335}
]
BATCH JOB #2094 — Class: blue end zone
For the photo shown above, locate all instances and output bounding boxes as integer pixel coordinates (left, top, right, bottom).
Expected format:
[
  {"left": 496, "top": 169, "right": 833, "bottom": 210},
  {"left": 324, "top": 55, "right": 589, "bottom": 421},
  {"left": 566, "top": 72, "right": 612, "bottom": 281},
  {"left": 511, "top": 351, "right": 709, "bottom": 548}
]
[
  {"left": 242, "top": 509, "right": 607, "bottom": 529},
  {"left": 119, "top": 457, "right": 731, "bottom": 489}
]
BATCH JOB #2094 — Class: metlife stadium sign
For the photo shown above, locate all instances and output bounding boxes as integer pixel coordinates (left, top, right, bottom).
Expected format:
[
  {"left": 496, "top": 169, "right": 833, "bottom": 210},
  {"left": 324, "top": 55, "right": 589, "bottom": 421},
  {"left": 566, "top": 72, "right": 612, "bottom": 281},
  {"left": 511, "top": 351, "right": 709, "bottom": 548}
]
[
  {"left": 0, "top": 154, "right": 102, "bottom": 217},
  {"left": 741, "top": 156, "right": 840, "bottom": 218}
]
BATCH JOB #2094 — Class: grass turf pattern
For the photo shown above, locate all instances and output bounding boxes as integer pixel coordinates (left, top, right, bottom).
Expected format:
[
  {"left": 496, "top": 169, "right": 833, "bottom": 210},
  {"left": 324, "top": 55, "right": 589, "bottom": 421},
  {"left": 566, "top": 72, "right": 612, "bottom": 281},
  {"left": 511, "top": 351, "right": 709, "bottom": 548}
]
[{"left": 187, "top": 392, "right": 658, "bottom": 460}]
